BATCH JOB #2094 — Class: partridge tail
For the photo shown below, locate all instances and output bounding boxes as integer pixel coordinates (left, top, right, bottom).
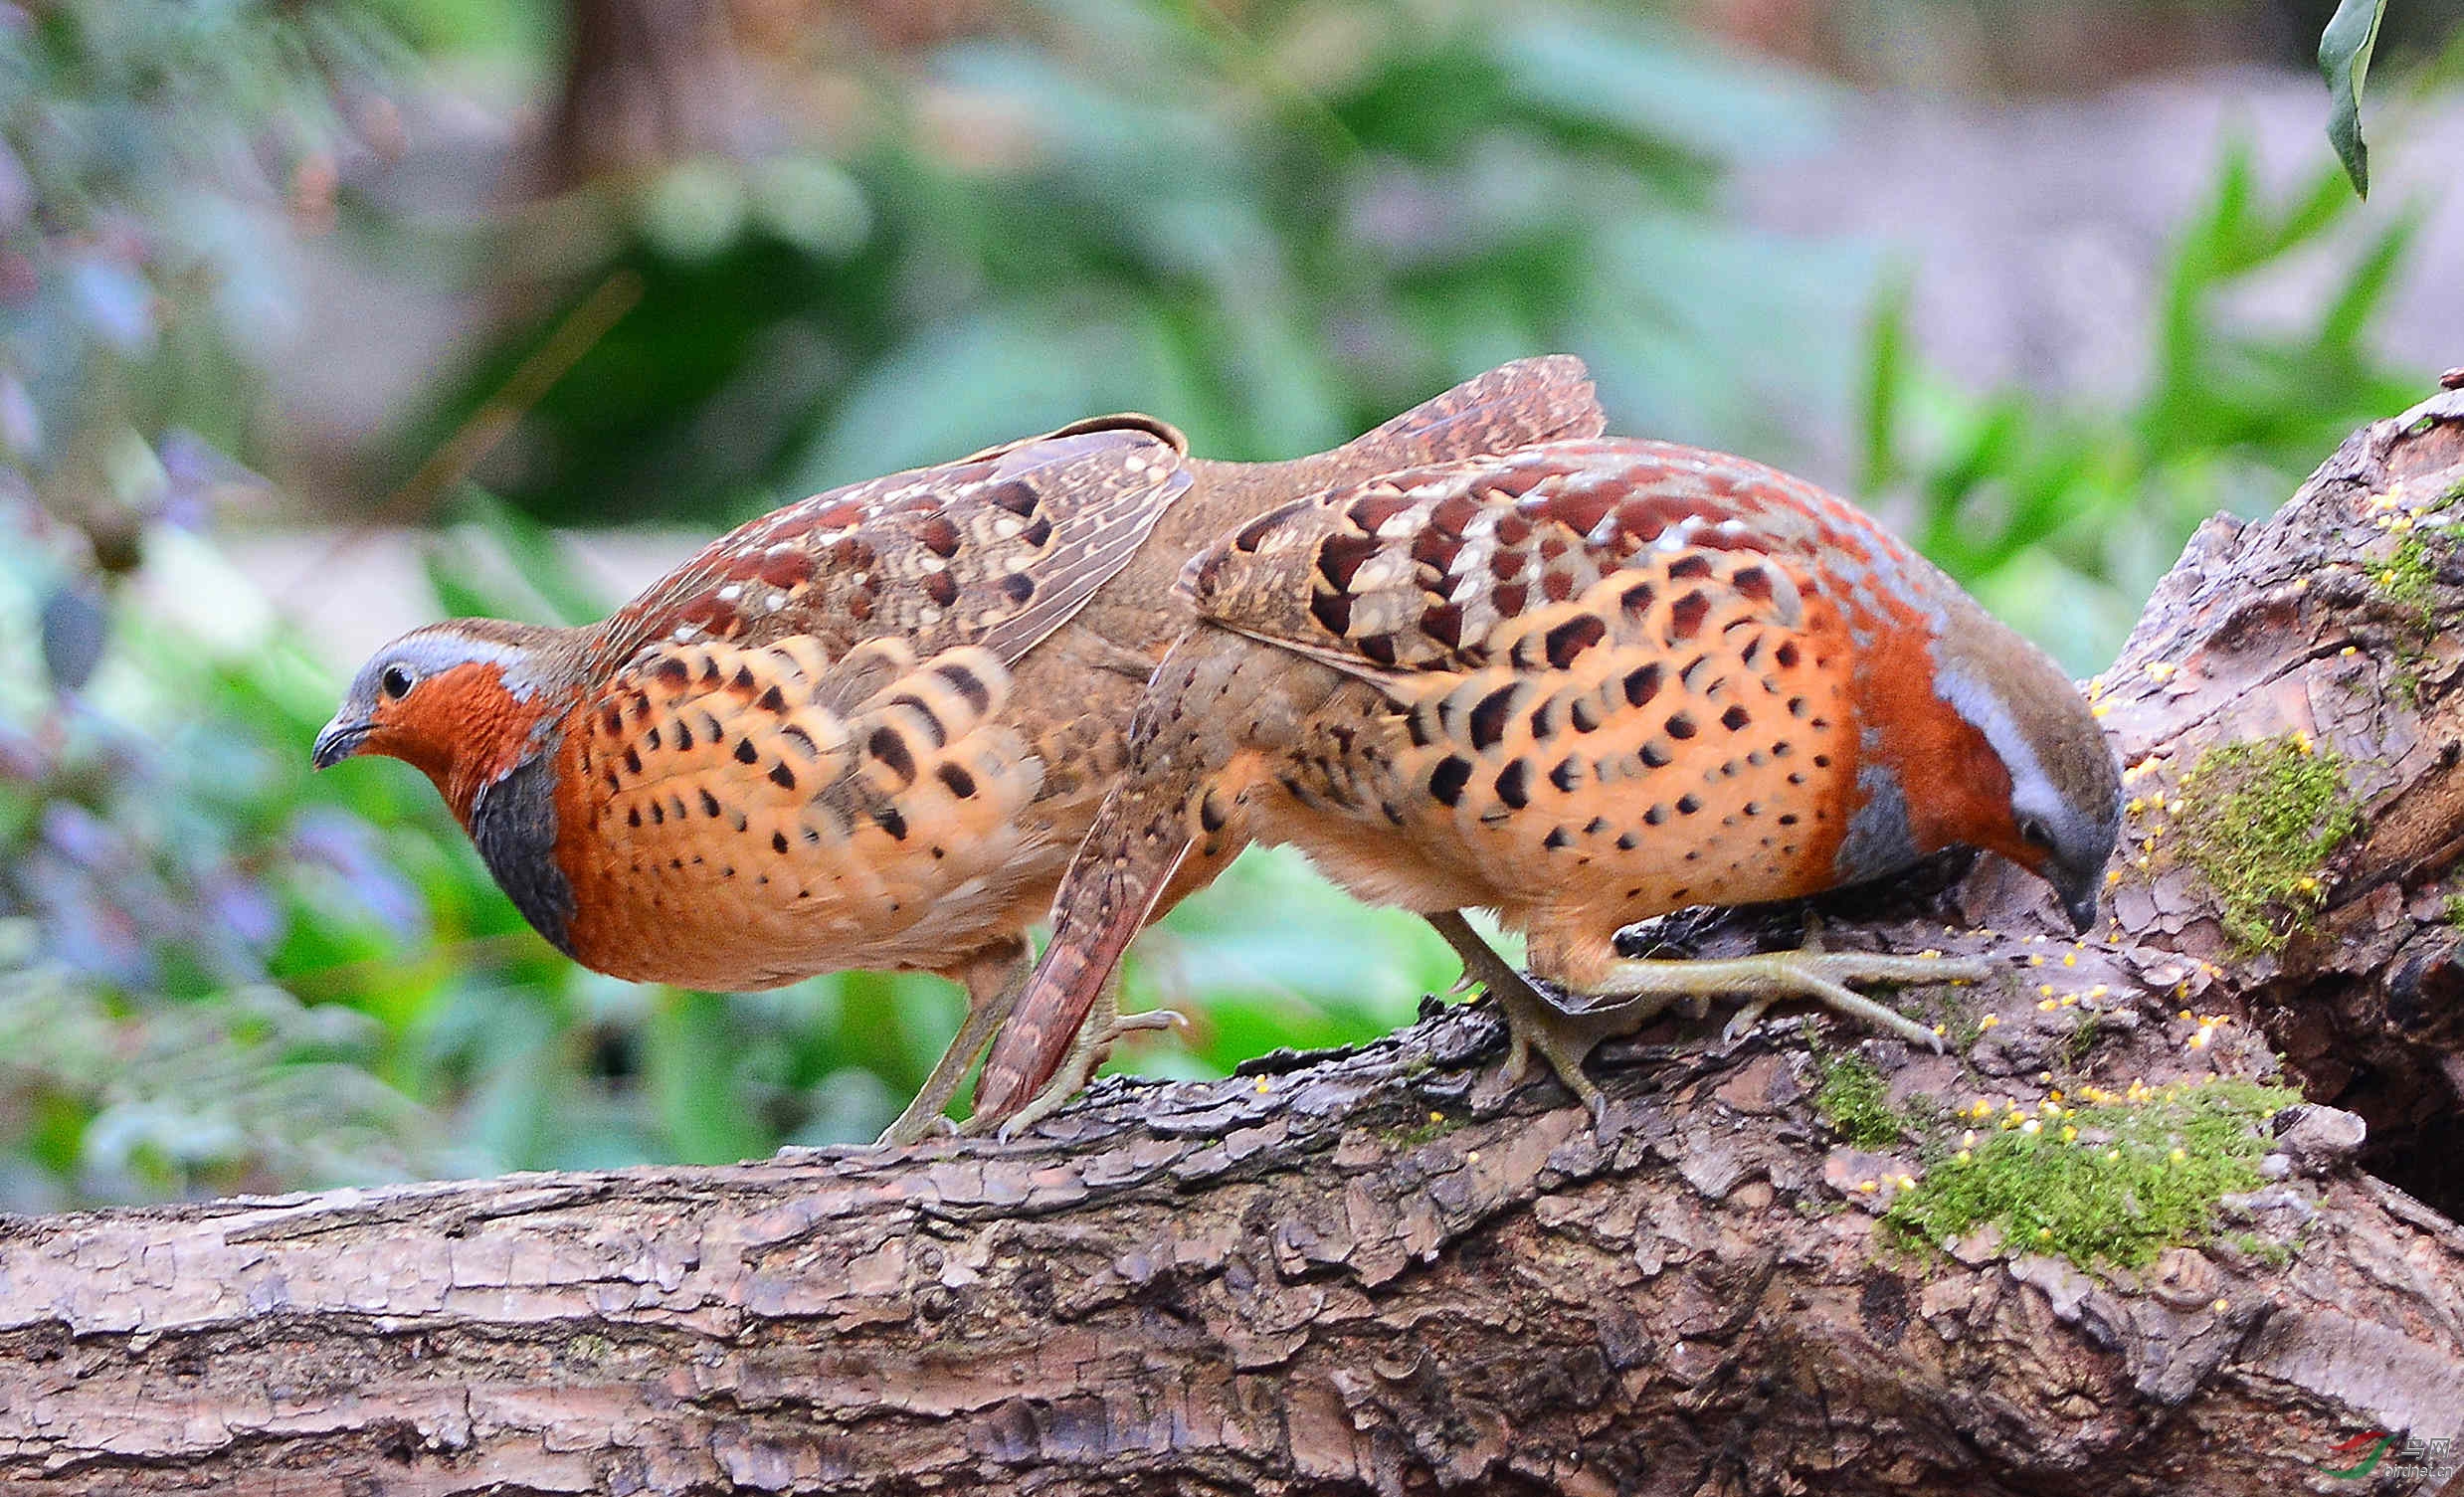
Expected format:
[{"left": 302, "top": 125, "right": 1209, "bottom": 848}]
[
  {"left": 974, "top": 629, "right": 1282, "bottom": 1121},
  {"left": 1345, "top": 355, "right": 1606, "bottom": 469},
  {"left": 973, "top": 773, "right": 1195, "bottom": 1120}
]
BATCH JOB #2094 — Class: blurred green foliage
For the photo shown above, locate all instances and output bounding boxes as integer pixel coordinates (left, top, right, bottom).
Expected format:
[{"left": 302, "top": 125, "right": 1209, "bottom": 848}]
[{"left": 0, "top": 0, "right": 2443, "bottom": 1207}]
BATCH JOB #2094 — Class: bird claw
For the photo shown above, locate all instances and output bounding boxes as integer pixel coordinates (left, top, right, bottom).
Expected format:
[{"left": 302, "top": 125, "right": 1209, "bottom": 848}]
[
  {"left": 1598, "top": 948, "right": 1988, "bottom": 1055},
  {"left": 978, "top": 995, "right": 1186, "bottom": 1140}
]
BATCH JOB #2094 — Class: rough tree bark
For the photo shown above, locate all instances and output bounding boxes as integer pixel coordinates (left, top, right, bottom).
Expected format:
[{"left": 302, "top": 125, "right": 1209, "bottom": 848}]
[{"left": 8, "top": 392, "right": 2464, "bottom": 1495}]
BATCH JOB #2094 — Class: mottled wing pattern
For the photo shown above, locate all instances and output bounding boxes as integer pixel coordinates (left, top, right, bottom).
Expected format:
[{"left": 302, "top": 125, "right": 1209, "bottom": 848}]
[
  {"left": 566, "top": 636, "right": 1045, "bottom": 987},
  {"left": 588, "top": 421, "right": 1193, "bottom": 680},
  {"left": 1182, "top": 438, "right": 1938, "bottom": 679}
]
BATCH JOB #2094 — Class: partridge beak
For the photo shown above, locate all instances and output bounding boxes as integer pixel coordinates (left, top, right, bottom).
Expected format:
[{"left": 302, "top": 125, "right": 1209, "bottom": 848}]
[
  {"left": 311, "top": 717, "right": 373, "bottom": 771},
  {"left": 2057, "top": 866, "right": 2103, "bottom": 934}
]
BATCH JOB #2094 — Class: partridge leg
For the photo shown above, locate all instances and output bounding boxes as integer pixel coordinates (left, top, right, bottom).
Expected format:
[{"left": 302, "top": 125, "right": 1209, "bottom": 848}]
[
  {"left": 1426, "top": 911, "right": 1684, "bottom": 1121},
  {"left": 982, "top": 973, "right": 1184, "bottom": 1138},
  {"left": 1426, "top": 911, "right": 1986, "bottom": 1123},
  {"left": 877, "top": 940, "right": 1033, "bottom": 1147}
]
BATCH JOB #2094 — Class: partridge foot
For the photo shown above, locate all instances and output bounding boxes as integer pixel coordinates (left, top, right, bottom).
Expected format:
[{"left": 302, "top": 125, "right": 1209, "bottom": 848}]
[
  {"left": 983, "top": 978, "right": 1187, "bottom": 1139},
  {"left": 876, "top": 984, "right": 1020, "bottom": 1147},
  {"left": 1426, "top": 911, "right": 1987, "bottom": 1123}
]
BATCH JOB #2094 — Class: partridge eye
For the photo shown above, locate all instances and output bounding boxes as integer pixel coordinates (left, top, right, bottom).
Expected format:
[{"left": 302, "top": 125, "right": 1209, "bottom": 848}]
[
  {"left": 2018, "top": 817, "right": 2054, "bottom": 850},
  {"left": 379, "top": 664, "right": 418, "bottom": 700}
]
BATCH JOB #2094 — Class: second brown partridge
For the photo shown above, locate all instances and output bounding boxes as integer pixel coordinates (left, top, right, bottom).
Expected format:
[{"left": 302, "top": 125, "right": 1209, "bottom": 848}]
[
  {"left": 977, "top": 436, "right": 2122, "bottom": 1127},
  {"left": 311, "top": 358, "right": 1606, "bottom": 1143}
]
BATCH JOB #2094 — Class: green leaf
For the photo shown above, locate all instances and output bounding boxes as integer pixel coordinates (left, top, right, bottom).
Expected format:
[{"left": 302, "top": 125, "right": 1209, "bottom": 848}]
[
  {"left": 1856, "top": 267, "right": 1913, "bottom": 495},
  {"left": 2319, "top": 0, "right": 2386, "bottom": 198}
]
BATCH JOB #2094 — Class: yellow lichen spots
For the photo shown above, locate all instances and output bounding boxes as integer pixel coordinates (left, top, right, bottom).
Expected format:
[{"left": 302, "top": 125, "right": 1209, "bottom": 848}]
[{"left": 2145, "top": 661, "right": 2178, "bottom": 683}]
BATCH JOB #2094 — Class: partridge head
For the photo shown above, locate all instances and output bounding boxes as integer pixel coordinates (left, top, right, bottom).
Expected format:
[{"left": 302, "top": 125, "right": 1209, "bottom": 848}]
[
  {"left": 978, "top": 436, "right": 2122, "bottom": 1126},
  {"left": 315, "top": 358, "right": 1609, "bottom": 1141}
]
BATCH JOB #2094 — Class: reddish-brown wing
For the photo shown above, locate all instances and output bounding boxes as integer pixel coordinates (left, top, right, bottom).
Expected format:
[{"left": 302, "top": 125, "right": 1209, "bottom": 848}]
[{"left": 586, "top": 419, "right": 1193, "bottom": 682}]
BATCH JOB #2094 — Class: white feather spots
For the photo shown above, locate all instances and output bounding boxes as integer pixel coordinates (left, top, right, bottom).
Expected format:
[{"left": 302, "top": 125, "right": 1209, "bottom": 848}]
[
  {"left": 672, "top": 625, "right": 700, "bottom": 643},
  {"left": 764, "top": 591, "right": 788, "bottom": 612},
  {"left": 992, "top": 515, "right": 1025, "bottom": 539},
  {"left": 717, "top": 584, "right": 742, "bottom": 603},
  {"left": 1005, "top": 555, "right": 1035, "bottom": 574},
  {"left": 766, "top": 541, "right": 797, "bottom": 557},
  {"left": 917, "top": 606, "right": 943, "bottom": 626},
  {"left": 1350, "top": 549, "right": 1416, "bottom": 591},
  {"left": 918, "top": 555, "right": 947, "bottom": 574},
  {"left": 851, "top": 573, "right": 870, "bottom": 587}
]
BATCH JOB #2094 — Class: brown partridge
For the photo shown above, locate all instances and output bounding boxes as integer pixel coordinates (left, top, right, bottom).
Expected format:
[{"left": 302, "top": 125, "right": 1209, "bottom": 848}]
[
  {"left": 311, "top": 357, "right": 1607, "bottom": 1143},
  {"left": 976, "top": 436, "right": 2122, "bottom": 1128}
]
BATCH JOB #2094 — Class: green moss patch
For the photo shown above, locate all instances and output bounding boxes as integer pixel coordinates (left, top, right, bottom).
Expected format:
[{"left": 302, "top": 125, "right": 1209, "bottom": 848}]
[
  {"left": 2172, "top": 737, "right": 2362, "bottom": 951},
  {"left": 1810, "top": 1042, "right": 1915, "bottom": 1150},
  {"left": 1884, "top": 1077, "right": 2297, "bottom": 1270}
]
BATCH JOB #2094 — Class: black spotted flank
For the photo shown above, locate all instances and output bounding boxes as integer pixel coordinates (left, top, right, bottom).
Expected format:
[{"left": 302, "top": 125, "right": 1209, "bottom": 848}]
[
  {"left": 1722, "top": 704, "right": 1751, "bottom": 732},
  {"left": 1667, "top": 591, "right": 1710, "bottom": 642},
  {"left": 1545, "top": 614, "right": 1606, "bottom": 668},
  {"left": 867, "top": 726, "right": 916, "bottom": 786},
  {"left": 769, "top": 761, "right": 798, "bottom": 791},
  {"left": 1623, "top": 662, "right": 1662, "bottom": 708},
  {"left": 988, "top": 478, "right": 1040, "bottom": 516},
  {"left": 1665, "top": 712, "right": 1697, "bottom": 740},
  {"left": 1494, "top": 759, "right": 1530, "bottom": 810},
  {"left": 1429, "top": 756, "right": 1473, "bottom": 808},
  {"left": 651, "top": 656, "right": 690, "bottom": 687},
  {"left": 937, "top": 763, "right": 978, "bottom": 800},
  {"left": 1467, "top": 685, "right": 1518, "bottom": 752},
  {"left": 699, "top": 789, "right": 721, "bottom": 818},
  {"left": 1001, "top": 572, "right": 1036, "bottom": 604},
  {"left": 936, "top": 660, "right": 992, "bottom": 715},
  {"left": 886, "top": 693, "right": 949, "bottom": 749},
  {"left": 734, "top": 739, "right": 759, "bottom": 765}
]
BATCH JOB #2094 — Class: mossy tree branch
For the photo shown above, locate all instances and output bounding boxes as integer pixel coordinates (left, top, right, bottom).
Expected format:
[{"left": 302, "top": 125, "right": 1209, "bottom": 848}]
[{"left": 7, "top": 392, "right": 2464, "bottom": 1494}]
